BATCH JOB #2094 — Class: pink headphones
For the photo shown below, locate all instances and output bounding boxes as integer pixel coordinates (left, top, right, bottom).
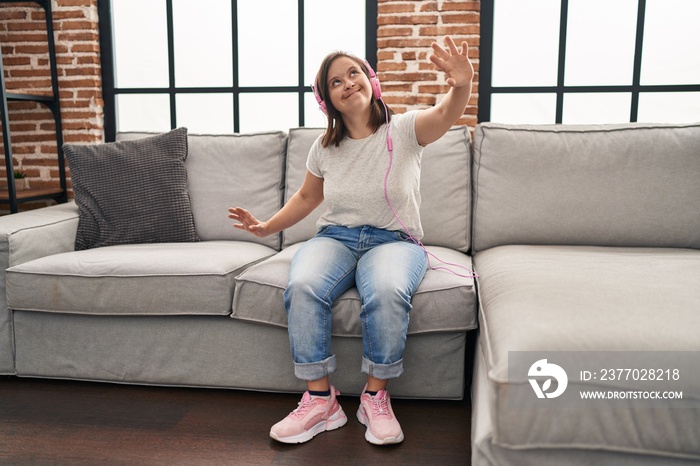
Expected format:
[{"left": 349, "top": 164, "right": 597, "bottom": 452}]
[{"left": 313, "top": 59, "right": 382, "bottom": 115}]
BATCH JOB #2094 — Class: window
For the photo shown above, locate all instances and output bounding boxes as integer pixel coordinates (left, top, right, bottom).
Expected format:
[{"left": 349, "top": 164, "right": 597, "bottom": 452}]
[
  {"left": 98, "top": 0, "right": 377, "bottom": 140},
  {"left": 479, "top": 0, "right": 700, "bottom": 124}
]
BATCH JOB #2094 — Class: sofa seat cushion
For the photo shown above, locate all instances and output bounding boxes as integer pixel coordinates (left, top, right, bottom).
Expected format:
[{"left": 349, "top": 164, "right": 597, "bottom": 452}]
[
  {"left": 473, "top": 245, "right": 700, "bottom": 459},
  {"left": 231, "top": 242, "right": 477, "bottom": 336},
  {"left": 6, "top": 241, "right": 276, "bottom": 316}
]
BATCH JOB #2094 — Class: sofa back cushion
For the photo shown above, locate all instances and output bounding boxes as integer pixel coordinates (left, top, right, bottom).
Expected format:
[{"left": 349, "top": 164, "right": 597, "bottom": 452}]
[
  {"left": 282, "top": 125, "right": 472, "bottom": 252},
  {"left": 117, "top": 131, "right": 287, "bottom": 250},
  {"left": 472, "top": 122, "right": 700, "bottom": 252},
  {"left": 420, "top": 126, "right": 472, "bottom": 252},
  {"left": 281, "top": 128, "right": 326, "bottom": 248}
]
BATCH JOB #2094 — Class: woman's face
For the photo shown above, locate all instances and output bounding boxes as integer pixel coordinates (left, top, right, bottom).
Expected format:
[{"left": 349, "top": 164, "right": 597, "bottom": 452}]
[{"left": 326, "top": 56, "right": 373, "bottom": 117}]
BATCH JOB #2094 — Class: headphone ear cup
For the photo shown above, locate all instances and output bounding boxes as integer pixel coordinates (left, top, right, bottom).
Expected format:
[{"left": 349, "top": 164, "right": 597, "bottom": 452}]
[
  {"left": 364, "top": 60, "right": 382, "bottom": 100},
  {"left": 312, "top": 85, "right": 328, "bottom": 115},
  {"left": 370, "top": 76, "right": 382, "bottom": 100}
]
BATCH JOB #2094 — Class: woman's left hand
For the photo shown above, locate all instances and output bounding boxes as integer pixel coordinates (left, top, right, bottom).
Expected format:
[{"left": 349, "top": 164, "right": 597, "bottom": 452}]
[{"left": 429, "top": 36, "right": 474, "bottom": 89}]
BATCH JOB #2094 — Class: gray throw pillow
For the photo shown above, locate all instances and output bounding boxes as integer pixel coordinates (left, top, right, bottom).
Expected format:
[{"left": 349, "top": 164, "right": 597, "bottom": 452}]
[{"left": 65, "top": 127, "right": 198, "bottom": 250}]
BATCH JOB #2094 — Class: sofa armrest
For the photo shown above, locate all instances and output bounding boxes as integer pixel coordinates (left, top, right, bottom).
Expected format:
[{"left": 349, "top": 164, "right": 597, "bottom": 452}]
[
  {"left": 0, "top": 201, "right": 79, "bottom": 374},
  {"left": 0, "top": 202, "right": 79, "bottom": 268}
]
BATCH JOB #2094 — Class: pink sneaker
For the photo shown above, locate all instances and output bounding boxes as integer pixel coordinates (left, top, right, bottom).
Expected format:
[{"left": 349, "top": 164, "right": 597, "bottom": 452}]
[
  {"left": 270, "top": 388, "right": 347, "bottom": 444},
  {"left": 356, "top": 387, "right": 404, "bottom": 445}
]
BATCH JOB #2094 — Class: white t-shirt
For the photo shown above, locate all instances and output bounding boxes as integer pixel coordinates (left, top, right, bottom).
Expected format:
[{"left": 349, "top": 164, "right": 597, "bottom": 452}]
[{"left": 306, "top": 110, "right": 424, "bottom": 239}]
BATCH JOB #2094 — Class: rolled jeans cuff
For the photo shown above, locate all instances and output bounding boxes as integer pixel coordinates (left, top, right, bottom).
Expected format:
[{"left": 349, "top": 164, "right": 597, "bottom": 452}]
[
  {"left": 361, "top": 356, "right": 404, "bottom": 380},
  {"left": 293, "top": 355, "right": 337, "bottom": 381}
]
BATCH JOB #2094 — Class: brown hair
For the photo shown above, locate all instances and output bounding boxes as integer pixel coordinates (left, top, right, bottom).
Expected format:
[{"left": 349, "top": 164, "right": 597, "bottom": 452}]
[{"left": 314, "top": 52, "right": 393, "bottom": 148}]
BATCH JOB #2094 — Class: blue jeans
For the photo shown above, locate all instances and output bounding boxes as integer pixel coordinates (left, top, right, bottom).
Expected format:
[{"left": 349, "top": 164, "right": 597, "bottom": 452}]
[{"left": 283, "top": 225, "right": 428, "bottom": 381}]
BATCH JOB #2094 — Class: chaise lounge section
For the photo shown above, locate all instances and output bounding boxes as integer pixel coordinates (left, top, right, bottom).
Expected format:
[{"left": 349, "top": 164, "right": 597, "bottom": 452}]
[{"left": 470, "top": 122, "right": 700, "bottom": 465}]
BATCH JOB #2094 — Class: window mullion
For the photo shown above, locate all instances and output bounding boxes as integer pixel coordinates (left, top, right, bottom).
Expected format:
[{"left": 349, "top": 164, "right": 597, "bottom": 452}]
[
  {"left": 630, "top": 0, "right": 647, "bottom": 122},
  {"left": 298, "top": 0, "right": 305, "bottom": 126},
  {"left": 477, "top": 0, "right": 494, "bottom": 123},
  {"left": 232, "top": 0, "right": 240, "bottom": 133},
  {"left": 555, "top": 0, "right": 569, "bottom": 124},
  {"left": 166, "top": 0, "right": 177, "bottom": 129},
  {"left": 365, "top": 0, "right": 378, "bottom": 69},
  {"left": 98, "top": 0, "right": 116, "bottom": 141}
]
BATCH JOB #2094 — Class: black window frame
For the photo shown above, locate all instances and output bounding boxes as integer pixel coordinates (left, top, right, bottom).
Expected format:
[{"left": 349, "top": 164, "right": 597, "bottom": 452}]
[
  {"left": 478, "top": 0, "right": 700, "bottom": 124},
  {"left": 98, "top": 0, "right": 378, "bottom": 141}
]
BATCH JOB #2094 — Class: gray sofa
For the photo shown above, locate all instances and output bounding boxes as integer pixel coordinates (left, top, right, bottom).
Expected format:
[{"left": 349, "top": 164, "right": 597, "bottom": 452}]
[
  {"left": 0, "top": 125, "right": 476, "bottom": 400},
  {"left": 1, "top": 121, "right": 698, "bottom": 464}
]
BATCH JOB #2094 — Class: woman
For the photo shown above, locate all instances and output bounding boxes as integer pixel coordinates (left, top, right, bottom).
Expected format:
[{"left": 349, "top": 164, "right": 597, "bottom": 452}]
[{"left": 229, "top": 36, "right": 473, "bottom": 445}]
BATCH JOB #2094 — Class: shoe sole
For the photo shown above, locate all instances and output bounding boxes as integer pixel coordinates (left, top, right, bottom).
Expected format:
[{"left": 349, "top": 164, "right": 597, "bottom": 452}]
[
  {"left": 356, "top": 407, "right": 404, "bottom": 445},
  {"left": 270, "top": 409, "right": 348, "bottom": 444}
]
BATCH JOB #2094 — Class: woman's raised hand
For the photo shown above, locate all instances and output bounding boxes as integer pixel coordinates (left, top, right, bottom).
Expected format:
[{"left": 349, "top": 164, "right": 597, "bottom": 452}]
[
  {"left": 228, "top": 207, "right": 270, "bottom": 238},
  {"left": 429, "top": 36, "right": 474, "bottom": 89}
]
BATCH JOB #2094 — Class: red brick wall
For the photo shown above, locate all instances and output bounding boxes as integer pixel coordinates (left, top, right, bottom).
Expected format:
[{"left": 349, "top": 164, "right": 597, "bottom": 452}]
[
  {"left": 0, "top": 0, "right": 479, "bottom": 211},
  {"left": 0, "top": 0, "right": 102, "bottom": 209},
  {"left": 377, "top": 0, "right": 479, "bottom": 128}
]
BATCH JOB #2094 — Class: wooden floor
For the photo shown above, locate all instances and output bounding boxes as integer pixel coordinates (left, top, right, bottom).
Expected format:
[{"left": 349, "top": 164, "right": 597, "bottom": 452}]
[{"left": 0, "top": 376, "right": 471, "bottom": 465}]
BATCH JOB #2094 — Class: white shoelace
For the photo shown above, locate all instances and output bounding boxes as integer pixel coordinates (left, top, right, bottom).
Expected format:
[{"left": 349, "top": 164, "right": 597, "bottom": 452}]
[
  {"left": 371, "top": 393, "right": 391, "bottom": 418},
  {"left": 290, "top": 396, "right": 316, "bottom": 417}
]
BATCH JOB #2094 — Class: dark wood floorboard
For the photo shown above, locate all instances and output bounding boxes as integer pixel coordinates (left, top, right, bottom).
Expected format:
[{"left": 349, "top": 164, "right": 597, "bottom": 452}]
[{"left": 0, "top": 376, "right": 471, "bottom": 465}]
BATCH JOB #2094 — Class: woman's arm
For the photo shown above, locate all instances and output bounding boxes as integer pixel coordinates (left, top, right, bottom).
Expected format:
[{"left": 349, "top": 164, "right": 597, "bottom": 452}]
[
  {"left": 415, "top": 36, "right": 474, "bottom": 146},
  {"left": 228, "top": 170, "right": 324, "bottom": 238}
]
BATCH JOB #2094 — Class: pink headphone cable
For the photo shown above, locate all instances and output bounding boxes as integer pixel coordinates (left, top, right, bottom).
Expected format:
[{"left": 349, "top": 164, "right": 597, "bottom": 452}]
[{"left": 379, "top": 99, "right": 478, "bottom": 279}]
